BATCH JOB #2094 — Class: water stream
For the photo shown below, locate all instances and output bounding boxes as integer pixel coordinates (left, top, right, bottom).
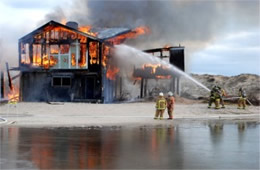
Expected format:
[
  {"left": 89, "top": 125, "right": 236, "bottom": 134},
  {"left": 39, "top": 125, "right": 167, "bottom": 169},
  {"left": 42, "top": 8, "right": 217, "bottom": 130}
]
[{"left": 114, "top": 44, "right": 210, "bottom": 92}]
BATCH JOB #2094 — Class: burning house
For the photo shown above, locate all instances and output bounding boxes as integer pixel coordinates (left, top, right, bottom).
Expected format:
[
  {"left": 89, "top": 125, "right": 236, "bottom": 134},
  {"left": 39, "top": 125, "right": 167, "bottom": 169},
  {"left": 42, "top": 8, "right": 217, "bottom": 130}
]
[
  {"left": 14, "top": 20, "right": 184, "bottom": 103},
  {"left": 17, "top": 20, "right": 147, "bottom": 102}
]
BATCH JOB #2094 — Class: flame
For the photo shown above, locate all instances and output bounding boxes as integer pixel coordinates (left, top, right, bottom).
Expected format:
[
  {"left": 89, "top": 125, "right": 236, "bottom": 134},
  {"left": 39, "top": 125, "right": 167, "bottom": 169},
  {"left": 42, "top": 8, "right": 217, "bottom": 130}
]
[
  {"left": 89, "top": 42, "right": 99, "bottom": 64},
  {"left": 61, "top": 18, "right": 67, "bottom": 25},
  {"left": 102, "top": 45, "right": 110, "bottom": 67},
  {"left": 142, "top": 64, "right": 161, "bottom": 74},
  {"left": 50, "top": 48, "right": 59, "bottom": 54},
  {"left": 71, "top": 53, "right": 76, "bottom": 66},
  {"left": 79, "top": 25, "right": 98, "bottom": 37},
  {"left": 106, "top": 66, "right": 119, "bottom": 80},
  {"left": 79, "top": 44, "right": 86, "bottom": 67},
  {"left": 8, "top": 87, "right": 19, "bottom": 103},
  {"left": 134, "top": 64, "right": 172, "bottom": 79},
  {"left": 163, "top": 44, "right": 171, "bottom": 49},
  {"left": 107, "top": 26, "right": 150, "bottom": 44},
  {"left": 49, "top": 55, "right": 58, "bottom": 68},
  {"left": 155, "top": 75, "right": 171, "bottom": 79}
]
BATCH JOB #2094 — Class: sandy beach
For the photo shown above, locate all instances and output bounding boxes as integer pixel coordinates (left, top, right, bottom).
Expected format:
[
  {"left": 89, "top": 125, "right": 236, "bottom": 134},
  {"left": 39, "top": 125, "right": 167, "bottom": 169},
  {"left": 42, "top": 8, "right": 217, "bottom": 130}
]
[{"left": 0, "top": 102, "right": 259, "bottom": 127}]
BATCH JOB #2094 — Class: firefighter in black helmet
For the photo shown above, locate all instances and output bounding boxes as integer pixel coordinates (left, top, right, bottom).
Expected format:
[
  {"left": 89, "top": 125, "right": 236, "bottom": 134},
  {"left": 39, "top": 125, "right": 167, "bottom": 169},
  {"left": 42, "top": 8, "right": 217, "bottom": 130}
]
[{"left": 208, "top": 90, "right": 215, "bottom": 108}]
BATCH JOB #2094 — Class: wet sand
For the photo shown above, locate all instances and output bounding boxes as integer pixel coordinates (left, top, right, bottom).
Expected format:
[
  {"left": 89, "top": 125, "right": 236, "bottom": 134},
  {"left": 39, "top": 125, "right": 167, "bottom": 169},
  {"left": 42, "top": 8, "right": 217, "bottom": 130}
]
[{"left": 0, "top": 102, "right": 259, "bottom": 127}]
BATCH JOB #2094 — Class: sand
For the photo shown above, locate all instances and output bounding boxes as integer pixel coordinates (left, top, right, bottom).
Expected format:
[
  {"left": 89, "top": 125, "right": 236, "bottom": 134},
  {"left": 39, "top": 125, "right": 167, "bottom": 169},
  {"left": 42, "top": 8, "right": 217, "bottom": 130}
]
[{"left": 0, "top": 102, "right": 259, "bottom": 127}]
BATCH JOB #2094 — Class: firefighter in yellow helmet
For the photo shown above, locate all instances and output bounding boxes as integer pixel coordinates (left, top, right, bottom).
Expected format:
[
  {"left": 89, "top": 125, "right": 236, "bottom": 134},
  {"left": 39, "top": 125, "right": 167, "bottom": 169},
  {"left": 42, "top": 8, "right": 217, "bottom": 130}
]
[
  {"left": 238, "top": 87, "right": 247, "bottom": 109},
  {"left": 154, "top": 92, "right": 166, "bottom": 120}
]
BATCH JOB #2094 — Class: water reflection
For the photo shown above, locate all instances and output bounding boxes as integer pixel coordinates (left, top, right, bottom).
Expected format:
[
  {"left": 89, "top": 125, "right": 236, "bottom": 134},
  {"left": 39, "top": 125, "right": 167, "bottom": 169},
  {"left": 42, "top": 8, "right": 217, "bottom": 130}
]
[
  {"left": 0, "top": 122, "right": 259, "bottom": 169},
  {"left": 209, "top": 122, "right": 224, "bottom": 146}
]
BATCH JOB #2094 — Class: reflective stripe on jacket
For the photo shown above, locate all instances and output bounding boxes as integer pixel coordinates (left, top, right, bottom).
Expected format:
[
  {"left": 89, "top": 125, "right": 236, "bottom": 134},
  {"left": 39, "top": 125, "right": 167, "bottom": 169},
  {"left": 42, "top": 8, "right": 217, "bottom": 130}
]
[{"left": 156, "top": 97, "right": 166, "bottom": 110}]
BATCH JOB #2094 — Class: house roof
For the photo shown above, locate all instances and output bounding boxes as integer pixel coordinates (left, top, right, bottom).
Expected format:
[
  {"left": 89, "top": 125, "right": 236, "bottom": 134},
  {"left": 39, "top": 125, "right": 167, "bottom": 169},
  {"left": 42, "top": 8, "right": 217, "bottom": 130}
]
[
  {"left": 19, "top": 20, "right": 132, "bottom": 42},
  {"left": 92, "top": 27, "right": 131, "bottom": 40},
  {"left": 19, "top": 20, "right": 100, "bottom": 42}
]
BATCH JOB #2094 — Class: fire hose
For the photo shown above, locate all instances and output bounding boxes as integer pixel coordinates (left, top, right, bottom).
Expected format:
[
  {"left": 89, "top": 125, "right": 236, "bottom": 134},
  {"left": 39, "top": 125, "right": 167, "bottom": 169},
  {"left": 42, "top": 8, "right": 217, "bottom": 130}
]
[
  {"left": 0, "top": 117, "right": 8, "bottom": 124},
  {"left": 222, "top": 97, "right": 254, "bottom": 106}
]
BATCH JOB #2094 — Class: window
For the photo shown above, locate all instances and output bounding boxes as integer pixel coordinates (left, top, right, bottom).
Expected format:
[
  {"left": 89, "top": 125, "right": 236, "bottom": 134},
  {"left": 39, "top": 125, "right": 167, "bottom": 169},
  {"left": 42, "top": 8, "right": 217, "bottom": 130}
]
[
  {"left": 53, "top": 77, "right": 62, "bottom": 86},
  {"left": 62, "top": 77, "right": 71, "bottom": 86},
  {"left": 52, "top": 77, "right": 71, "bottom": 87}
]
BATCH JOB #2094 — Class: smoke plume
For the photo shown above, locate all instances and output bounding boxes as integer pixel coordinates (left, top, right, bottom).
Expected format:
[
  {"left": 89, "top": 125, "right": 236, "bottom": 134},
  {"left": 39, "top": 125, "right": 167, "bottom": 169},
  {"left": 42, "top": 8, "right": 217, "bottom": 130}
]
[{"left": 64, "top": 0, "right": 259, "bottom": 50}]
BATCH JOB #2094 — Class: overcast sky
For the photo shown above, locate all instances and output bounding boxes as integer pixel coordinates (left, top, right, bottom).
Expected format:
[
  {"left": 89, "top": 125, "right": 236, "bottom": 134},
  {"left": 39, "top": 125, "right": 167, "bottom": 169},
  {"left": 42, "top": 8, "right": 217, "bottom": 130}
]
[{"left": 0, "top": 0, "right": 259, "bottom": 76}]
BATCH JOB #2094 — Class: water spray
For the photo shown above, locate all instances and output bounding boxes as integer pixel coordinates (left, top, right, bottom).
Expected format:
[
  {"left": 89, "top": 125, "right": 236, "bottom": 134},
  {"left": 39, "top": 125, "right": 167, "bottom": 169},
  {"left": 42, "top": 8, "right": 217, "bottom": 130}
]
[{"left": 114, "top": 44, "right": 210, "bottom": 92}]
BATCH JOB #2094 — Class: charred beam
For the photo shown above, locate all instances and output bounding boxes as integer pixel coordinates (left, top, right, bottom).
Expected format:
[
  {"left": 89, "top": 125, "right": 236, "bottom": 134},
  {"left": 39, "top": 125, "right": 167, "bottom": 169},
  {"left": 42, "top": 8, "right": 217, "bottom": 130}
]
[{"left": 6, "top": 62, "right": 13, "bottom": 91}]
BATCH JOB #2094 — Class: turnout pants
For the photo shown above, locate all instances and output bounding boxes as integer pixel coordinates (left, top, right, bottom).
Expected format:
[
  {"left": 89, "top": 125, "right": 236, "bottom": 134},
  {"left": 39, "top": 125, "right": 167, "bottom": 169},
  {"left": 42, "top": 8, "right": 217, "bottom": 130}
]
[
  {"left": 167, "top": 108, "right": 173, "bottom": 119},
  {"left": 155, "top": 109, "right": 165, "bottom": 118},
  {"left": 238, "top": 98, "right": 246, "bottom": 109},
  {"left": 208, "top": 98, "right": 215, "bottom": 108}
]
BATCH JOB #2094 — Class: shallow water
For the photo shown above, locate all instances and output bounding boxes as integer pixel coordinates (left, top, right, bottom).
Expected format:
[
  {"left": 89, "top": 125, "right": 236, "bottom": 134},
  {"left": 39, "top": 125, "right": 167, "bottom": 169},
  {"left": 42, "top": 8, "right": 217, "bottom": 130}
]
[{"left": 0, "top": 122, "right": 259, "bottom": 169}]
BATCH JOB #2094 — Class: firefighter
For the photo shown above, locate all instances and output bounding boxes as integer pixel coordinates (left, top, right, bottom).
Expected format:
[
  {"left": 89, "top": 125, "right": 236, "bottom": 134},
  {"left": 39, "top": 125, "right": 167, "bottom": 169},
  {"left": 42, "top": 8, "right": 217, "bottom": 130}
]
[
  {"left": 154, "top": 92, "right": 167, "bottom": 120},
  {"left": 208, "top": 90, "right": 215, "bottom": 108},
  {"left": 217, "top": 86, "right": 226, "bottom": 108},
  {"left": 166, "top": 91, "right": 175, "bottom": 120},
  {"left": 214, "top": 88, "right": 222, "bottom": 109},
  {"left": 238, "top": 88, "right": 247, "bottom": 109}
]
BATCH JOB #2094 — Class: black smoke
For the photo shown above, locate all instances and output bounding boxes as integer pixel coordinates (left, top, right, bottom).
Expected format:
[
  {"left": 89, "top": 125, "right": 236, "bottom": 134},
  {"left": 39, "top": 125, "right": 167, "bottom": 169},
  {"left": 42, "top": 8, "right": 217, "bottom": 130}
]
[{"left": 59, "top": 0, "right": 259, "bottom": 50}]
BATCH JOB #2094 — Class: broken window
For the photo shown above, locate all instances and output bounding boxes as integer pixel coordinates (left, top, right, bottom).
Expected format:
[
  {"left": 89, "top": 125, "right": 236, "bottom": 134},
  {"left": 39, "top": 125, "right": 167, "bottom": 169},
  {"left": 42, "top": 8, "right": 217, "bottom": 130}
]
[
  {"left": 50, "top": 45, "right": 59, "bottom": 68},
  {"left": 33, "top": 44, "right": 41, "bottom": 66},
  {"left": 79, "top": 44, "right": 87, "bottom": 68},
  {"left": 21, "top": 43, "right": 30, "bottom": 64},
  {"left": 89, "top": 42, "right": 99, "bottom": 65},
  {"left": 60, "top": 45, "right": 69, "bottom": 69},
  {"left": 70, "top": 44, "right": 77, "bottom": 68}
]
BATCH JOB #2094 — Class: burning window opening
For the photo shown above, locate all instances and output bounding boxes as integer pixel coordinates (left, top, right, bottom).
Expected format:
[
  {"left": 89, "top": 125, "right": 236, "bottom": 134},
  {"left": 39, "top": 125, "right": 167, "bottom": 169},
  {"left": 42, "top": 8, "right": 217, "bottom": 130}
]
[{"left": 89, "top": 42, "right": 99, "bottom": 65}]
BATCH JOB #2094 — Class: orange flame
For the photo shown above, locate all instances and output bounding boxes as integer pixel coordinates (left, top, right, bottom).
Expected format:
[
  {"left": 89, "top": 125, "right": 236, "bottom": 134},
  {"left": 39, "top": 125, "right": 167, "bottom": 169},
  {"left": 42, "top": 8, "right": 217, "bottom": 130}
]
[
  {"left": 102, "top": 45, "right": 110, "bottom": 67},
  {"left": 107, "top": 26, "right": 150, "bottom": 44},
  {"left": 79, "top": 44, "right": 87, "bottom": 67},
  {"left": 8, "top": 87, "right": 19, "bottom": 103},
  {"left": 134, "top": 64, "right": 172, "bottom": 79},
  {"left": 89, "top": 42, "right": 99, "bottom": 64},
  {"left": 142, "top": 64, "right": 161, "bottom": 74},
  {"left": 61, "top": 18, "right": 67, "bottom": 25},
  {"left": 106, "top": 66, "right": 119, "bottom": 80},
  {"left": 79, "top": 25, "right": 98, "bottom": 37},
  {"left": 71, "top": 53, "right": 76, "bottom": 66}
]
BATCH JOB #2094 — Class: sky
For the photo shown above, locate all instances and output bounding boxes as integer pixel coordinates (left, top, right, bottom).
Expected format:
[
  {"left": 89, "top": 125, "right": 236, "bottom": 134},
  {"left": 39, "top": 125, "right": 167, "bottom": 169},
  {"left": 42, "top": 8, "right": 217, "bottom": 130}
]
[{"left": 0, "top": 0, "right": 259, "bottom": 76}]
